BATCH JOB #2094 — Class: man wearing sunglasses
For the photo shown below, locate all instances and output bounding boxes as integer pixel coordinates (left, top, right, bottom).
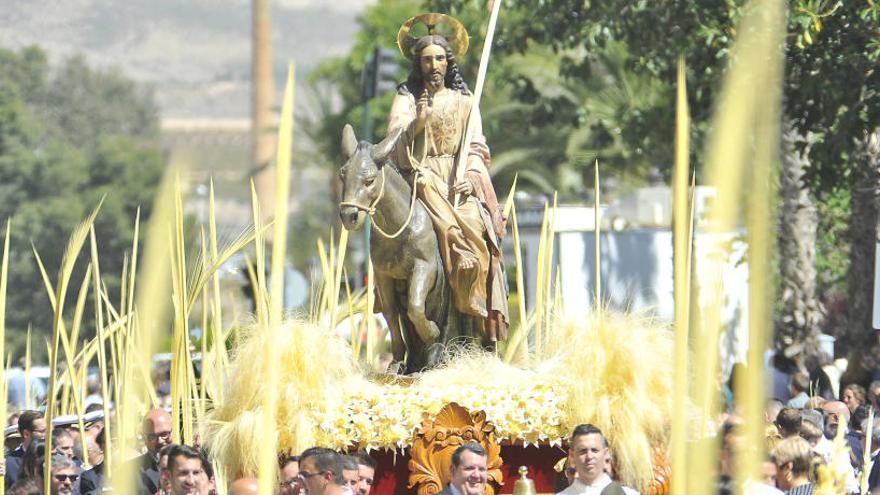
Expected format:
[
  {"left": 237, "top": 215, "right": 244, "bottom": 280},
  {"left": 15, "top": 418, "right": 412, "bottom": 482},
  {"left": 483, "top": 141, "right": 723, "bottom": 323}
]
[
  {"left": 296, "top": 448, "right": 348, "bottom": 495},
  {"left": 49, "top": 455, "right": 79, "bottom": 495},
  {"left": 129, "top": 409, "right": 173, "bottom": 495}
]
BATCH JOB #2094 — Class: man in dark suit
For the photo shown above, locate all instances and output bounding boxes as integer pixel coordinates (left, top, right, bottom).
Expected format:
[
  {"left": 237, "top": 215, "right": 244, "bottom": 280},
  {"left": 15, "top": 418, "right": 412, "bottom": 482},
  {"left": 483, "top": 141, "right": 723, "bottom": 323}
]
[
  {"left": 129, "top": 409, "right": 173, "bottom": 495},
  {"left": 5, "top": 410, "right": 46, "bottom": 488},
  {"left": 436, "top": 443, "right": 489, "bottom": 495}
]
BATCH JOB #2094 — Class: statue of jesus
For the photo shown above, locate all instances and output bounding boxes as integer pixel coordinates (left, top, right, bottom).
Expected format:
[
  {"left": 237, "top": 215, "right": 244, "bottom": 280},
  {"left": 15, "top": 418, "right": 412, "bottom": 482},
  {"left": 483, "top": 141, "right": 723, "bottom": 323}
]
[{"left": 387, "top": 13, "right": 509, "bottom": 342}]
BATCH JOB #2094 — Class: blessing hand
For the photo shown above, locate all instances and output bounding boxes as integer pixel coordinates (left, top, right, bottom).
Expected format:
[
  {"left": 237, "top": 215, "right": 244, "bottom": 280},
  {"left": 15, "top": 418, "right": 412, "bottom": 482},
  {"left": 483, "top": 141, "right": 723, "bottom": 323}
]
[
  {"left": 453, "top": 180, "right": 475, "bottom": 197},
  {"left": 415, "top": 90, "right": 432, "bottom": 133}
]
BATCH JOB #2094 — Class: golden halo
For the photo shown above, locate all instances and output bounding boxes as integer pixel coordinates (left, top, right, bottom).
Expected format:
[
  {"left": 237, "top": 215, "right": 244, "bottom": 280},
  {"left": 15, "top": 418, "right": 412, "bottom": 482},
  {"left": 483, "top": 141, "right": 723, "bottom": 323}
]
[{"left": 397, "top": 13, "right": 469, "bottom": 60}]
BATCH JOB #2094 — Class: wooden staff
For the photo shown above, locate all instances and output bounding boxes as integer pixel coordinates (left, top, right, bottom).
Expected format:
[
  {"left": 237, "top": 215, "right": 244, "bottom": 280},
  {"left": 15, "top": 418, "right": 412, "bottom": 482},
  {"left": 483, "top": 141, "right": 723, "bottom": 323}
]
[
  {"left": 452, "top": 0, "right": 503, "bottom": 208},
  {"left": 0, "top": 222, "right": 10, "bottom": 495}
]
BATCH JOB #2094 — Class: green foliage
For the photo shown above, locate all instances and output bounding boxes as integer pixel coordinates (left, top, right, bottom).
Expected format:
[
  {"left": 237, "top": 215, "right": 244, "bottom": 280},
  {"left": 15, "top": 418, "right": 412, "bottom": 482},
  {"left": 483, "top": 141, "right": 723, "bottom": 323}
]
[
  {"left": 305, "top": 0, "right": 421, "bottom": 161},
  {"left": 814, "top": 188, "right": 850, "bottom": 296},
  {"left": 0, "top": 45, "right": 165, "bottom": 360}
]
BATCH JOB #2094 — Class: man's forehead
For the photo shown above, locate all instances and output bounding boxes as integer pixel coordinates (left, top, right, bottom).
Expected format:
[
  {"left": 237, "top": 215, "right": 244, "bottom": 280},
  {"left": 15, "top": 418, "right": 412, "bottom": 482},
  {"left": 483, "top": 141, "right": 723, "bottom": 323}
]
[
  {"left": 822, "top": 401, "right": 848, "bottom": 415},
  {"left": 572, "top": 433, "right": 605, "bottom": 447},
  {"left": 53, "top": 465, "right": 76, "bottom": 475},
  {"left": 173, "top": 456, "right": 203, "bottom": 472},
  {"left": 458, "top": 450, "right": 488, "bottom": 466},
  {"left": 420, "top": 44, "right": 445, "bottom": 56}
]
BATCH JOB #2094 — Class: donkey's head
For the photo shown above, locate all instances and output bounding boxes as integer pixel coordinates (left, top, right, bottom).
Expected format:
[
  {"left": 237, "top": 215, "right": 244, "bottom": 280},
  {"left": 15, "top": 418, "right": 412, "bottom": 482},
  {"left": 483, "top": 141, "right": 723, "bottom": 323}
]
[{"left": 338, "top": 124, "right": 403, "bottom": 231}]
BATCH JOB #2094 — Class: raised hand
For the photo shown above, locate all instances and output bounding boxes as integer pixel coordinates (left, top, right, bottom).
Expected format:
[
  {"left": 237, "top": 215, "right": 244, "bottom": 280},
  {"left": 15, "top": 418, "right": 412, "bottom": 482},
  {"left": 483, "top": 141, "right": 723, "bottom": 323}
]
[{"left": 414, "top": 89, "right": 432, "bottom": 133}]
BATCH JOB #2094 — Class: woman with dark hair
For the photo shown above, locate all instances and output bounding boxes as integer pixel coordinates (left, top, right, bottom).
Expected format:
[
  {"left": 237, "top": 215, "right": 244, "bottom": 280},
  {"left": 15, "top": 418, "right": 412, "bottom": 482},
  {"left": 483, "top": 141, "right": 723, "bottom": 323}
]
[{"left": 16, "top": 441, "right": 47, "bottom": 484}]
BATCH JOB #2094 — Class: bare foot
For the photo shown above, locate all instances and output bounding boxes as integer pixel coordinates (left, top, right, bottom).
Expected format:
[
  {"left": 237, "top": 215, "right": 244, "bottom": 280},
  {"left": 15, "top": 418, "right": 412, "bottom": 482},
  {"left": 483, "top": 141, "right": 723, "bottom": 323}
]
[
  {"left": 457, "top": 253, "right": 477, "bottom": 271},
  {"left": 452, "top": 243, "right": 478, "bottom": 272}
]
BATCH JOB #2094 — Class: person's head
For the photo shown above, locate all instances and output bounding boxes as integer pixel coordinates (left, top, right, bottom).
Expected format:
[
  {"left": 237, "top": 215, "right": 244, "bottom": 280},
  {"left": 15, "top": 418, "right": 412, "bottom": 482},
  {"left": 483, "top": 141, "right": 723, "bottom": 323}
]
[
  {"left": 143, "top": 409, "right": 173, "bottom": 455},
  {"left": 719, "top": 422, "right": 744, "bottom": 478},
  {"left": 200, "top": 453, "right": 216, "bottom": 495},
  {"left": 798, "top": 419, "right": 823, "bottom": 448},
  {"left": 449, "top": 443, "right": 489, "bottom": 495},
  {"left": 49, "top": 454, "right": 78, "bottom": 495},
  {"left": 279, "top": 455, "right": 301, "bottom": 495},
  {"left": 402, "top": 35, "right": 469, "bottom": 96},
  {"left": 568, "top": 424, "right": 610, "bottom": 485},
  {"left": 800, "top": 409, "right": 824, "bottom": 431},
  {"left": 6, "top": 424, "right": 23, "bottom": 453},
  {"left": 17, "top": 411, "right": 46, "bottom": 449},
  {"left": 341, "top": 456, "right": 359, "bottom": 493},
  {"left": 163, "top": 444, "right": 207, "bottom": 495},
  {"left": 298, "top": 447, "right": 345, "bottom": 495},
  {"left": 804, "top": 396, "right": 827, "bottom": 410},
  {"left": 821, "top": 401, "right": 850, "bottom": 438},
  {"left": 775, "top": 408, "right": 802, "bottom": 438},
  {"left": 771, "top": 437, "right": 812, "bottom": 490},
  {"left": 85, "top": 435, "right": 104, "bottom": 467},
  {"left": 789, "top": 372, "right": 810, "bottom": 396},
  {"left": 159, "top": 444, "right": 176, "bottom": 493},
  {"left": 850, "top": 403, "right": 871, "bottom": 433},
  {"left": 764, "top": 399, "right": 784, "bottom": 423},
  {"left": 842, "top": 384, "right": 866, "bottom": 412},
  {"left": 352, "top": 451, "right": 375, "bottom": 495},
  {"left": 52, "top": 428, "right": 75, "bottom": 460},
  {"left": 868, "top": 381, "right": 880, "bottom": 408},
  {"left": 228, "top": 477, "right": 258, "bottom": 495},
  {"left": 760, "top": 456, "right": 778, "bottom": 487},
  {"left": 86, "top": 376, "right": 101, "bottom": 396}
]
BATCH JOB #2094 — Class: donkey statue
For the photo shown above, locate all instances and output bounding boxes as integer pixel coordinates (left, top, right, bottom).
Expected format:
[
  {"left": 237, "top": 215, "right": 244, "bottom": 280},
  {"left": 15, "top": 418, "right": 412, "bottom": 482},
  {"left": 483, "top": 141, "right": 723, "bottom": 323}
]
[{"left": 338, "top": 124, "right": 481, "bottom": 373}]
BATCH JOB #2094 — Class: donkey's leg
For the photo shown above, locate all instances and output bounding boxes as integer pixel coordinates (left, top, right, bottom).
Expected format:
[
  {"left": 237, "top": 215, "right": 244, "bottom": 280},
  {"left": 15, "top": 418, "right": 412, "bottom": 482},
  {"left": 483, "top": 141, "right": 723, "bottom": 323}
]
[
  {"left": 376, "top": 274, "right": 406, "bottom": 365},
  {"left": 407, "top": 259, "right": 441, "bottom": 366}
]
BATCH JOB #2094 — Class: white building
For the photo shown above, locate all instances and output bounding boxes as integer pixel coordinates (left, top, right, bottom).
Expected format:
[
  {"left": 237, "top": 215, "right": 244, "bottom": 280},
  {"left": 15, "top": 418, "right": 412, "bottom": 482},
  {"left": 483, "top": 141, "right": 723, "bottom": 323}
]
[{"left": 510, "top": 186, "right": 750, "bottom": 371}]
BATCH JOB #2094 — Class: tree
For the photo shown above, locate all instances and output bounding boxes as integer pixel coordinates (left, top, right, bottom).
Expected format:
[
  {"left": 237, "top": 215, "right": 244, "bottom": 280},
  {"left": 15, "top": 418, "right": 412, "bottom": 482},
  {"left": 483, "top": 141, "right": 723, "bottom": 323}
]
[
  {"left": 0, "top": 46, "right": 165, "bottom": 359},
  {"left": 435, "top": 0, "right": 880, "bottom": 355},
  {"left": 776, "top": 121, "right": 822, "bottom": 355}
]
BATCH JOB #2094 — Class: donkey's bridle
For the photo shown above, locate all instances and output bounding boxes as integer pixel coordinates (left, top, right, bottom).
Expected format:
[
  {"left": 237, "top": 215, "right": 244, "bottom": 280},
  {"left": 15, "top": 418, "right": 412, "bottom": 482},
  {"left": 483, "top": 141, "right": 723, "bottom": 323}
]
[{"left": 339, "top": 167, "right": 421, "bottom": 239}]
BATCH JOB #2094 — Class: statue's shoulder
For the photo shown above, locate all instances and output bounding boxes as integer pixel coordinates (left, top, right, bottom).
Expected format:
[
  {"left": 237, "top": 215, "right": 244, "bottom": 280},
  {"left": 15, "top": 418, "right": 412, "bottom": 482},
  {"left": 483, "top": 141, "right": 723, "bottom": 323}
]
[{"left": 390, "top": 89, "right": 417, "bottom": 119}]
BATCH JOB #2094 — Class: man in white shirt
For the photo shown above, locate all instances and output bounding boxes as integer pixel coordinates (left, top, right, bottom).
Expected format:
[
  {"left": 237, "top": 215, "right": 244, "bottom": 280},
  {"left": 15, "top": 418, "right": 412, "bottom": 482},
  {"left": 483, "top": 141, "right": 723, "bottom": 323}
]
[{"left": 557, "top": 424, "right": 626, "bottom": 495}]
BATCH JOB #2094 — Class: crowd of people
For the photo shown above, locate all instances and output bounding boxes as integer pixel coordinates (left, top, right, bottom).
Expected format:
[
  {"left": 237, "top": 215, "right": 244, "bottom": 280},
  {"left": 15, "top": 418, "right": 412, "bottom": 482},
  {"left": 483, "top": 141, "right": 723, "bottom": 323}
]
[
  {"left": 0, "top": 404, "right": 645, "bottom": 495},
  {"left": 6, "top": 353, "right": 880, "bottom": 495},
  {"left": 715, "top": 359, "right": 880, "bottom": 495}
]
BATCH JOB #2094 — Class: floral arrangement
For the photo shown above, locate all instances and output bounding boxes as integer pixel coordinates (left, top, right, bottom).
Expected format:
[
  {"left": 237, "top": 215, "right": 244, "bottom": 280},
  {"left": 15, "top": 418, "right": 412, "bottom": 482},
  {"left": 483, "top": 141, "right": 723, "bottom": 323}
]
[
  {"left": 208, "top": 313, "right": 674, "bottom": 491},
  {"left": 312, "top": 378, "right": 568, "bottom": 451}
]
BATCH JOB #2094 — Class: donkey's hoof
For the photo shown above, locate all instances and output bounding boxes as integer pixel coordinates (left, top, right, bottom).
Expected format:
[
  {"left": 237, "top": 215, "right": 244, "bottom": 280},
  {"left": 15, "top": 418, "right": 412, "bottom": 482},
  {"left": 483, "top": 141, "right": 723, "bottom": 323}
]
[
  {"left": 426, "top": 343, "right": 445, "bottom": 368},
  {"left": 385, "top": 360, "right": 405, "bottom": 375}
]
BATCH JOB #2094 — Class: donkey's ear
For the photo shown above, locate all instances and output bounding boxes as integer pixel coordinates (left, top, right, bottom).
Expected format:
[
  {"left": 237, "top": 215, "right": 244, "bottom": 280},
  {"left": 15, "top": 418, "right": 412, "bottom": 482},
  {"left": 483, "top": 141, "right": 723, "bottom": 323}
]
[
  {"left": 371, "top": 127, "right": 404, "bottom": 164},
  {"left": 341, "top": 124, "right": 358, "bottom": 158}
]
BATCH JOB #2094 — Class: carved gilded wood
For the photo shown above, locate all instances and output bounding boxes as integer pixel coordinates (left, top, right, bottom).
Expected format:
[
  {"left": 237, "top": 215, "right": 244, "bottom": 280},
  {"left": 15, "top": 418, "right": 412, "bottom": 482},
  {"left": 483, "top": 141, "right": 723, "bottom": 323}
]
[
  {"left": 408, "top": 402, "right": 504, "bottom": 495},
  {"left": 647, "top": 447, "right": 671, "bottom": 495}
]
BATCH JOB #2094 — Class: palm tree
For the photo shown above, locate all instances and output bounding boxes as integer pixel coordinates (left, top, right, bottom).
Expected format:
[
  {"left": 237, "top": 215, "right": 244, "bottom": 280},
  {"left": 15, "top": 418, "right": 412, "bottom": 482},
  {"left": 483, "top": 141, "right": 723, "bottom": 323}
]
[
  {"left": 483, "top": 41, "right": 667, "bottom": 199},
  {"left": 842, "top": 128, "right": 880, "bottom": 351},
  {"left": 775, "top": 120, "right": 823, "bottom": 356}
]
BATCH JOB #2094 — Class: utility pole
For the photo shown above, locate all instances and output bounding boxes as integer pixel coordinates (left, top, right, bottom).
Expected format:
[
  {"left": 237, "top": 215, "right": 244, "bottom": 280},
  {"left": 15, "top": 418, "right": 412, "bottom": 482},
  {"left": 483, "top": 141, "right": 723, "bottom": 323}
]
[
  {"left": 359, "top": 47, "right": 400, "bottom": 283},
  {"left": 252, "top": 0, "right": 276, "bottom": 227}
]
